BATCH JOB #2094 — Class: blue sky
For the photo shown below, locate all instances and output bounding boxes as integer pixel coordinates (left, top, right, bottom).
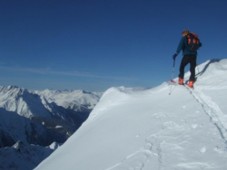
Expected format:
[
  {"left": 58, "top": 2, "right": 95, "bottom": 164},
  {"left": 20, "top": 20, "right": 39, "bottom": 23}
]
[{"left": 0, "top": 0, "right": 227, "bottom": 91}]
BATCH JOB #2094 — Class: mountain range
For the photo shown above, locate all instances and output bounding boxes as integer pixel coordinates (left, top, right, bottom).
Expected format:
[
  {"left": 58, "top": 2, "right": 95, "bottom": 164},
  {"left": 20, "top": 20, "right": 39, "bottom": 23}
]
[{"left": 0, "top": 87, "right": 101, "bottom": 170}]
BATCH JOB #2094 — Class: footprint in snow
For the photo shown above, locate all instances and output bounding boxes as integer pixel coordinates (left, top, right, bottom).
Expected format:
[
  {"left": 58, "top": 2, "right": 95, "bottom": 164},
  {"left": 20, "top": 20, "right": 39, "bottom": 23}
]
[
  {"left": 182, "top": 105, "right": 187, "bottom": 109},
  {"left": 163, "top": 121, "right": 182, "bottom": 129},
  {"left": 214, "top": 146, "right": 224, "bottom": 154},
  {"left": 191, "top": 124, "right": 198, "bottom": 129},
  {"left": 200, "top": 146, "right": 207, "bottom": 153}
]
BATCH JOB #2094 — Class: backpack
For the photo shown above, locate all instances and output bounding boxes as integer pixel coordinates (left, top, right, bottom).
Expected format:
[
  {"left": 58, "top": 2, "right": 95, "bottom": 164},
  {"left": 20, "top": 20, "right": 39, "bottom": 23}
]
[{"left": 186, "top": 33, "right": 200, "bottom": 51}]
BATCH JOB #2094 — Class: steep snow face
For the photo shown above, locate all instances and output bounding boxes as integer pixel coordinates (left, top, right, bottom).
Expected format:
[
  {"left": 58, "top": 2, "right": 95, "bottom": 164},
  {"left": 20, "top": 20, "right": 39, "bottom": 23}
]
[
  {"left": 0, "top": 86, "right": 51, "bottom": 118},
  {"left": 35, "top": 59, "right": 227, "bottom": 170}
]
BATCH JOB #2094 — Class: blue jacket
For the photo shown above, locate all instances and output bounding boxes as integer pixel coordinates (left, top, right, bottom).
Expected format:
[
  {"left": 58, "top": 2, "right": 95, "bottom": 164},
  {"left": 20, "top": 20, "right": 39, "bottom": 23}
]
[{"left": 176, "top": 35, "right": 202, "bottom": 56}]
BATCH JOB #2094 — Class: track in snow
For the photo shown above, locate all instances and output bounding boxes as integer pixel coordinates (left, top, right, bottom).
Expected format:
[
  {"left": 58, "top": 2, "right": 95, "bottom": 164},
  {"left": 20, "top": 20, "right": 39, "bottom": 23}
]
[{"left": 185, "top": 87, "right": 227, "bottom": 145}]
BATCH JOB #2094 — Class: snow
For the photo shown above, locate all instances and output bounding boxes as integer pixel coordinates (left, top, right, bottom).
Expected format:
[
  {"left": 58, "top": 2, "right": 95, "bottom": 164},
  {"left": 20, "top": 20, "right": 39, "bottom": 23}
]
[{"left": 36, "top": 59, "right": 227, "bottom": 170}]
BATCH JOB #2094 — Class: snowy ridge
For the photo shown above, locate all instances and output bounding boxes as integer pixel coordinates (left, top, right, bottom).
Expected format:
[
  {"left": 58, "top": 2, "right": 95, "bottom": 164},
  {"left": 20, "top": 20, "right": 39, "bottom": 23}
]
[
  {"left": 87, "top": 87, "right": 132, "bottom": 122},
  {"left": 35, "top": 59, "right": 227, "bottom": 170}
]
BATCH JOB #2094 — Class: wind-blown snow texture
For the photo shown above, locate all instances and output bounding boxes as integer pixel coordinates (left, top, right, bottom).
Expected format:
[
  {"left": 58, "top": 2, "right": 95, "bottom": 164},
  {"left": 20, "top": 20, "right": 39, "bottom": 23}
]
[{"left": 36, "top": 59, "right": 227, "bottom": 170}]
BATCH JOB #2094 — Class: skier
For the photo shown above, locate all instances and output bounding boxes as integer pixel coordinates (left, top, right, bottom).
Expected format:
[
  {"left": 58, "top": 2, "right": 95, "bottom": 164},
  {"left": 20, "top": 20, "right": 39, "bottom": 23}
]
[{"left": 172, "top": 29, "right": 202, "bottom": 88}]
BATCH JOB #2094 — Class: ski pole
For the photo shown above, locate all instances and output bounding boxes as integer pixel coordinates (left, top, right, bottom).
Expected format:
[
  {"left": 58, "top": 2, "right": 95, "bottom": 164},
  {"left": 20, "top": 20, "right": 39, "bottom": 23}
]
[
  {"left": 171, "top": 58, "right": 175, "bottom": 80},
  {"left": 173, "top": 58, "right": 175, "bottom": 67},
  {"left": 169, "top": 58, "right": 176, "bottom": 95}
]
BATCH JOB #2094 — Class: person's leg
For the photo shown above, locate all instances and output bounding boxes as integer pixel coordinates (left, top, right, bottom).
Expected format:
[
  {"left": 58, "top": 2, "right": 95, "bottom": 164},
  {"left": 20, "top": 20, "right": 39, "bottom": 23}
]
[
  {"left": 189, "top": 55, "right": 197, "bottom": 81},
  {"left": 179, "top": 55, "right": 189, "bottom": 79}
]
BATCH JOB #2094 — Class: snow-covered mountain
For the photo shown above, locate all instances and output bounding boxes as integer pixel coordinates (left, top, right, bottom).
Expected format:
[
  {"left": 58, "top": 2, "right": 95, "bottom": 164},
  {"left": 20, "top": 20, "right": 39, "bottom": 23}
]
[
  {"left": 36, "top": 89, "right": 101, "bottom": 111},
  {"left": 35, "top": 59, "right": 227, "bottom": 170},
  {"left": 0, "top": 87, "right": 101, "bottom": 170}
]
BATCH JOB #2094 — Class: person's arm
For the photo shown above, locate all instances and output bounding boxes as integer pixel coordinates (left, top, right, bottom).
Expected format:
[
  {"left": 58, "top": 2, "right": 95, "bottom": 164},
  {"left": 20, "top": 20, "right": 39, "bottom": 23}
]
[
  {"left": 176, "top": 37, "right": 185, "bottom": 55},
  {"left": 172, "top": 37, "right": 184, "bottom": 60}
]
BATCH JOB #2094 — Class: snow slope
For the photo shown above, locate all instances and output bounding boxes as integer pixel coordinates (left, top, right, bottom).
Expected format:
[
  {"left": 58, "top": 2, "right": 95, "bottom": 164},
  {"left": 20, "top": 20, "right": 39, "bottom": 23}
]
[{"left": 35, "top": 59, "right": 227, "bottom": 170}]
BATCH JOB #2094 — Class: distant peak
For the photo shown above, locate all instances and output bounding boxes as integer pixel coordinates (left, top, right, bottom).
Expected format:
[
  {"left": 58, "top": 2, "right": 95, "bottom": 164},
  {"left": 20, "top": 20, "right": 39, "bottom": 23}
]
[{"left": 7, "top": 85, "right": 20, "bottom": 90}]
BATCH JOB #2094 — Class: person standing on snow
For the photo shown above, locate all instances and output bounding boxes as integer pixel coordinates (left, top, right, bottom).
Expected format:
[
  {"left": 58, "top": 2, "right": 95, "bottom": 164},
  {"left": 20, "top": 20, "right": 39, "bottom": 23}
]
[{"left": 172, "top": 29, "right": 202, "bottom": 88}]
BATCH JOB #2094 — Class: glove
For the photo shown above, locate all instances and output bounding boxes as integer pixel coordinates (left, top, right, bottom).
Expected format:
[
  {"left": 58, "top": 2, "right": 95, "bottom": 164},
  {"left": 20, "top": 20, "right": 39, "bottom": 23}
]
[{"left": 172, "top": 53, "right": 177, "bottom": 60}]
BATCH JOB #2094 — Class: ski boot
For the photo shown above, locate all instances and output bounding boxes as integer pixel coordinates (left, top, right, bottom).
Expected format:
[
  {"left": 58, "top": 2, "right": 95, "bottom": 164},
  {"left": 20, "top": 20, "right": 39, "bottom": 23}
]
[
  {"left": 178, "top": 78, "right": 184, "bottom": 85},
  {"left": 188, "top": 81, "right": 194, "bottom": 88}
]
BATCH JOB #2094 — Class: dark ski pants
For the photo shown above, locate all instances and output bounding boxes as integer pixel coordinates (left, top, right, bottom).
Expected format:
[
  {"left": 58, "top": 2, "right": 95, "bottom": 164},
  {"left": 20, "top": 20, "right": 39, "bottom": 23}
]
[{"left": 179, "top": 55, "right": 197, "bottom": 81}]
